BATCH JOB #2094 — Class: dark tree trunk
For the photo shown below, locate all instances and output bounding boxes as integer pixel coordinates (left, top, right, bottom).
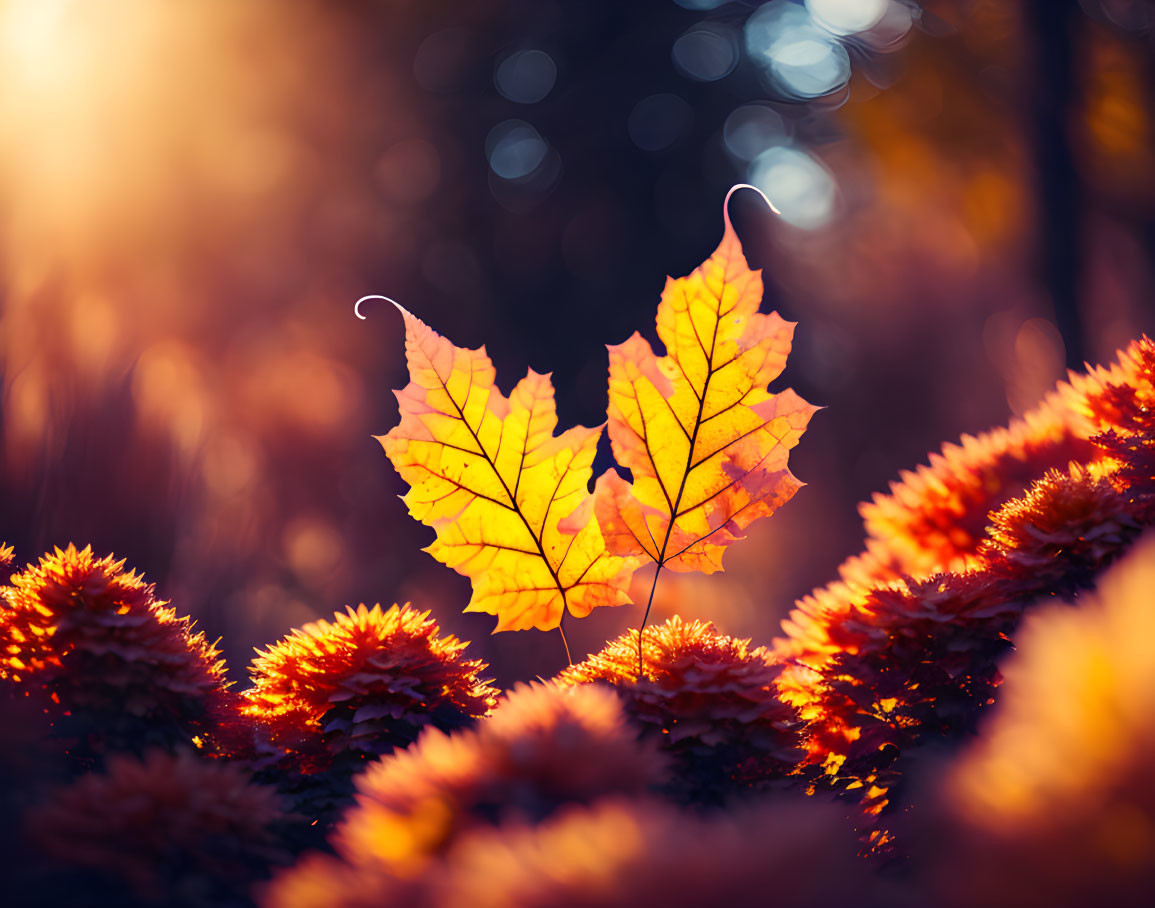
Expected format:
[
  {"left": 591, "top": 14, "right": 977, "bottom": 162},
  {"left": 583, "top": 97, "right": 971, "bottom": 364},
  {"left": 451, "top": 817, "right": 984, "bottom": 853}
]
[{"left": 1026, "top": 0, "right": 1086, "bottom": 368}]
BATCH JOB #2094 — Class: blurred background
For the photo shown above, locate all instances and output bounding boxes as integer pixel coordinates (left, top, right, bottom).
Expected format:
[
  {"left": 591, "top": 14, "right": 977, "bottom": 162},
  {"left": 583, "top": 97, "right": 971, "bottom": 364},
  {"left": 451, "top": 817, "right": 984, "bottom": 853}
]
[{"left": 0, "top": 0, "right": 1151, "bottom": 685}]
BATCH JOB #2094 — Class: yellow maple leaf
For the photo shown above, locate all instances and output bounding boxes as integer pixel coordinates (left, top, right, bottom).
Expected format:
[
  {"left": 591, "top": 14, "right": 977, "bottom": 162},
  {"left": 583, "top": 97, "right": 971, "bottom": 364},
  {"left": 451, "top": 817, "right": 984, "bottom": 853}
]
[
  {"left": 590, "top": 215, "right": 816, "bottom": 577},
  {"left": 377, "top": 307, "right": 636, "bottom": 634}
]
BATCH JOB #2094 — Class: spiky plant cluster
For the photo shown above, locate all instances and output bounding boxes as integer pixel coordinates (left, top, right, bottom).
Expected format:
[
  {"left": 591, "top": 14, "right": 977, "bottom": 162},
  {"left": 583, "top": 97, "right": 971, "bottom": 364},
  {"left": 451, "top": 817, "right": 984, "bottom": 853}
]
[
  {"left": 29, "top": 749, "right": 287, "bottom": 907},
  {"left": 327, "top": 683, "right": 664, "bottom": 876},
  {"left": 267, "top": 795, "right": 869, "bottom": 908},
  {"left": 774, "top": 338, "right": 1155, "bottom": 843},
  {"left": 238, "top": 604, "right": 498, "bottom": 833},
  {"left": 243, "top": 604, "right": 498, "bottom": 771},
  {"left": 0, "top": 545, "right": 230, "bottom": 762},
  {"left": 0, "top": 543, "right": 14, "bottom": 585},
  {"left": 778, "top": 570, "right": 1021, "bottom": 827},
  {"left": 557, "top": 616, "right": 802, "bottom": 804},
  {"left": 852, "top": 336, "right": 1155, "bottom": 584},
  {"left": 981, "top": 464, "right": 1140, "bottom": 585},
  {"left": 1077, "top": 337, "right": 1155, "bottom": 518},
  {"left": 855, "top": 403, "right": 1096, "bottom": 581}
]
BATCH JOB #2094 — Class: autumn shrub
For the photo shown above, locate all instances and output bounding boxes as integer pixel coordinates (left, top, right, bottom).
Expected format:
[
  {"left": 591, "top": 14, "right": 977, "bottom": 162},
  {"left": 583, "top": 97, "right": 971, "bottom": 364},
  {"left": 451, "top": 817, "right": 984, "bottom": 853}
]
[
  {"left": 28, "top": 749, "right": 287, "bottom": 908},
  {"left": 265, "top": 795, "right": 875, "bottom": 908},
  {"left": 239, "top": 603, "right": 498, "bottom": 825},
  {"left": 980, "top": 463, "right": 1141, "bottom": 587},
  {"left": 849, "top": 335, "right": 1155, "bottom": 584},
  {"left": 243, "top": 604, "right": 497, "bottom": 766},
  {"left": 853, "top": 402, "right": 1096, "bottom": 582},
  {"left": 0, "top": 545, "right": 232, "bottom": 764},
  {"left": 315, "top": 683, "right": 664, "bottom": 878},
  {"left": 557, "top": 615, "right": 802, "bottom": 805},
  {"left": 773, "top": 337, "right": 1155, "bottom": 844}
]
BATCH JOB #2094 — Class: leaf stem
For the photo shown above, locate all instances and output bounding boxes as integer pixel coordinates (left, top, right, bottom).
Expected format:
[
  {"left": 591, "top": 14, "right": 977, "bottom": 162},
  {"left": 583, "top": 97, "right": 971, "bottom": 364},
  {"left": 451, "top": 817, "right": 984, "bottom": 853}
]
[
  {"left": 637, "top": 563, "right": 663, "bottom": 678},
  {"left": 558, "top": 618, "right": 573, "bottom": 667}
]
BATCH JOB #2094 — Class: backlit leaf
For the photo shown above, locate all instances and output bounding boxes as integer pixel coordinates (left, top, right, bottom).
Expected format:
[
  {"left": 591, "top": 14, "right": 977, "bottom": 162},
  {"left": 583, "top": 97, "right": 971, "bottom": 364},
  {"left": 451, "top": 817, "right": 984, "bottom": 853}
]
[
  {"left": 589, "top": 217, "right": 816, "bottom": 573},
  {"left": 377, "top": 308, "right": 636, "bottom": 632}
]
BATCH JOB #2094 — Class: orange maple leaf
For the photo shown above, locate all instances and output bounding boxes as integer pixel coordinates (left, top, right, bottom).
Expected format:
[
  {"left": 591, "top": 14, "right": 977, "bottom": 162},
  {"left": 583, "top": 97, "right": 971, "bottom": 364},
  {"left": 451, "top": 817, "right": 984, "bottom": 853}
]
[
  {"left": 377, "top": 307, "right": 636, "bottom": 635},
  {"left": 588, "top": 213, "right": 816, "bottom": 582}
]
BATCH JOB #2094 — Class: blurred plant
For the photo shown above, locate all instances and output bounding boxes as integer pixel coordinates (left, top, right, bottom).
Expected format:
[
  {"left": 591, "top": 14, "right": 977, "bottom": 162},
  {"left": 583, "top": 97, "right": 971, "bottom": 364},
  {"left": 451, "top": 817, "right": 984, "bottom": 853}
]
[
  {"left": 0, "top": 679, "right": 63, "bottom": 907},
  {"left": 853, "top": 403, "right": 1096, "bottom": 582},
  {"left": 923, "top": 533, "right": 1155, "bottom": 907},
  {"left": 0, "top": 545, "right": 231, "bottom": 765},
  {"left": 29, "top": 749, "right": 287, "bottom": 908},
  {"left": 850, "top": 336, "right": 1155, "bottom": 584},
  {"left": 325, "top": 683, "right": 664, "bottom": 876},
  {"left": 265, "top": 794, "right": 874, "bottom": 908},
  {"left": 557, "top": 615, "right": 803, "bottom": 805}
]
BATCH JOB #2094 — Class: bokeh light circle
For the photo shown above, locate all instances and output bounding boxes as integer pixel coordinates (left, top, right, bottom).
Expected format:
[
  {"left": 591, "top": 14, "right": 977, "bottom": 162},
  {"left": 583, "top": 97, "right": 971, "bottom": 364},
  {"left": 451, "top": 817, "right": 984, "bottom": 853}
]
[
  {"left": 745, "top": 1, "right": 852, "bottom": 98},
  {"left": 806, "top": 0, "right": 889, "bottom": 36},
  {"left": 628, "top": 94, "right": 693, "bottom": 152},
  {"left": 494, "top": 49, "right": 557, "bottom": 104},
  {"left": 672, "top": 26, "right": 739, "bottom": 82},
  {"left": 723, "top": 104, "right": 788, "bottom": 162},
  {"left": 748, "top": 145, "right": 836, "bottom": 229},
  {"left": 486, "top": 120, "right": 548, "bottom": 180}
]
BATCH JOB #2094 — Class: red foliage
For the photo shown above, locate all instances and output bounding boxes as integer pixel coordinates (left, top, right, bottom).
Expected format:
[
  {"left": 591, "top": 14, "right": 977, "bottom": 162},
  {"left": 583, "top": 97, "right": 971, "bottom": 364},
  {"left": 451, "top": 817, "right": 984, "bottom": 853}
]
[
  {"left": 0, "top": 545, "right": 231, "bottom": 760},
  {"left": 774, "top": 338, "right": 1155, "bottom": 843},
  {"left": 241, "top": 604, "right": 498, "bottom": 773},
  {"left": 558, "top": 616, "right": 802, "bottom": 803},
  {"left": 30, "top": 749, "right": 286, "bottom": 903}
]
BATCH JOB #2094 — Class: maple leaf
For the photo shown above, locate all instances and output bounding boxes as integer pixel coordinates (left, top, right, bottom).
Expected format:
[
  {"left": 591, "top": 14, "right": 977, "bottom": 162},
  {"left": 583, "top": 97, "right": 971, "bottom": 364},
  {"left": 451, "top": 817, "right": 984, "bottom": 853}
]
[
  {"left": 588, "top": 212, "right": 816, "bottom": 580},
  {"left": 377, "top": 307, "right": 636, "bottom": 635}
]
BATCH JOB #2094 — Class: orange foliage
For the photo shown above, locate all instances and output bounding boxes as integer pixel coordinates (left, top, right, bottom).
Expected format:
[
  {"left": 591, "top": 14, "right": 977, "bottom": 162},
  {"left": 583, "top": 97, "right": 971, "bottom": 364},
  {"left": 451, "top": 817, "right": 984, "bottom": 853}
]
[
  {"left": 242, "top": 603, "right": 498, "bottom": 771},
  {"left": 981, "top": 464, "right": 1140, "bottom": 580},
  {"left": 773, "top": 337, "right": 1155, "bottom": 838},
  {"left": 266, "top": 796, "right": 870, "bottom": 908},
  {"left": 854, "top": 400, "right": 1096, "bottom": 582},
  {"left": 329, "top": 683, "right": 664, "bottom": 873},
  {"left": 591, "top": 216, "right": 816, "bottom": 574},
  {"left": 378, "top": 307, "right": 637, "bottom": 633},
  {"left": 850, "top": 335, "right": 1155, "bottom": 583}
]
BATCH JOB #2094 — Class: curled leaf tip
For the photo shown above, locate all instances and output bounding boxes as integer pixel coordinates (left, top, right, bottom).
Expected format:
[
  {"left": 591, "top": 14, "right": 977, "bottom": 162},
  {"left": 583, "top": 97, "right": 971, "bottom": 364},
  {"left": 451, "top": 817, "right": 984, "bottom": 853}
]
[
  {"left": 724, "top": 183, "right": 780, "bottom": 233},
  {"left": 354, "top": 294, "right": 406, "bottom": 320}
]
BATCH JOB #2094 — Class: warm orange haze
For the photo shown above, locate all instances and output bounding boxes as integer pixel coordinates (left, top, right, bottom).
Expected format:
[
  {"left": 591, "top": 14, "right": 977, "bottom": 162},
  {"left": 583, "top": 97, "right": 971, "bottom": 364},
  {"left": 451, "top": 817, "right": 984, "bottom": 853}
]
[{"left": 2, "top": 0, "right": 1154, "bottom": 906}]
